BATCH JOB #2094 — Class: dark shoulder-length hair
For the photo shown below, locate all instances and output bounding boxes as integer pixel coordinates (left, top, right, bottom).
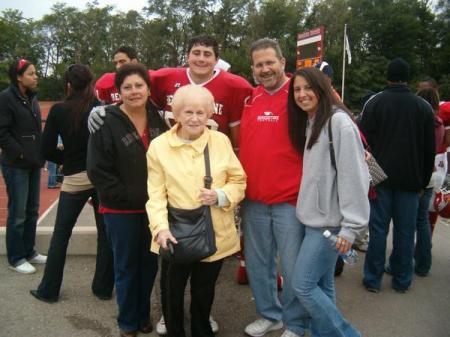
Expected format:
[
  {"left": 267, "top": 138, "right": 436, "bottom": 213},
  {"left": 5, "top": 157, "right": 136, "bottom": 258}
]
[
  {"left": 115, "top": 63, "right": 150, "bottom": 91},
  {"left": 287, "top": 67, "right": 351, "bottom": 154},
  {"left": 63, "top": 64, "right": 95, "bottom": 132}
]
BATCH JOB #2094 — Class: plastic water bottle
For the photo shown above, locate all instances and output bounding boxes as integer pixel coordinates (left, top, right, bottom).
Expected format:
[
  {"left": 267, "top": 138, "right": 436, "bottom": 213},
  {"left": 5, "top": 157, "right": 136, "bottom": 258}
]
[{"left": 323, "top": 230, "right": 358, "bottom": 265}]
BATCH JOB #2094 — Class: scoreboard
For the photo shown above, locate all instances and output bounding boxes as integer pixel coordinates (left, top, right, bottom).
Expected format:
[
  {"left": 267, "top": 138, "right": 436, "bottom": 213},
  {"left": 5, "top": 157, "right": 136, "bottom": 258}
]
[{"left": 296, "top": 26, "right": 324, "bottom": 69}]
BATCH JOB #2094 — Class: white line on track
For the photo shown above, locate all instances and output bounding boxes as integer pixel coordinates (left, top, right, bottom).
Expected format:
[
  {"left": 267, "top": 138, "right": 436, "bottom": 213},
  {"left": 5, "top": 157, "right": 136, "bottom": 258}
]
[{"left": 37, "top": 198, "right": 59, "bottom": 225}]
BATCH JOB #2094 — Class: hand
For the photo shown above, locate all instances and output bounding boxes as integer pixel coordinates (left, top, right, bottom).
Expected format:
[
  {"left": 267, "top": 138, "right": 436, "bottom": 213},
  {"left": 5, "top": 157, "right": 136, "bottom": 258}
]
[
  {"left": 156, "top": 229, "right": 177, "bottom": 249},
  {"left": 364, "top": 150, "right": 372, "bottom": 162},
  {"left": 88, "top": 106, "right": 107, "bottom": 134},
  {"left": 199, "top": 188, "right": 218, "bottom": 206},
  {"left": 335, "top": 236, "right": 352, "bottom": 254},
  {"left": 57, "top": 143, "right": 64, "bottom": 151}
]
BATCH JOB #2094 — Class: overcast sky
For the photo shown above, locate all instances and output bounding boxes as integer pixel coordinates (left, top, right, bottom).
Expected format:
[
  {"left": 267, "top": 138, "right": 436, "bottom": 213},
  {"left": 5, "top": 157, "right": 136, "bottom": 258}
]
[{"left": 0, "top": 0, "right": 149, "bottom": 20}]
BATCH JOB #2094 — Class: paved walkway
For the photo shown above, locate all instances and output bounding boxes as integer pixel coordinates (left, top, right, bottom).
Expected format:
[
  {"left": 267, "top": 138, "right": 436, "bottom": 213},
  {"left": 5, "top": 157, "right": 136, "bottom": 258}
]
[{"left": 1, "top": 219, "right": 449, "bottom": 337}]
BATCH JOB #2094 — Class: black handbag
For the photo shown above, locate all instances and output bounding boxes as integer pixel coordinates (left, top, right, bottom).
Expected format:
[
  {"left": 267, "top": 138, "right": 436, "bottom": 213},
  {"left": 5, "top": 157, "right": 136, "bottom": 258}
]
[
  {"left": 160, "top": 144, "right": 217, "bottom": 264},
  {"left": 328, "top": 114, "right": 387, "bottom": 186}
]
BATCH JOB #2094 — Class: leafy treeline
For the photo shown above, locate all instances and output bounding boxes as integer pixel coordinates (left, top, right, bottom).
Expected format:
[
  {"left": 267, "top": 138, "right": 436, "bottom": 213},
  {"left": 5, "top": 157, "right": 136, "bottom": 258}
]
[{"left": 1, "top": 0, "right": 449, "bottom": 109}]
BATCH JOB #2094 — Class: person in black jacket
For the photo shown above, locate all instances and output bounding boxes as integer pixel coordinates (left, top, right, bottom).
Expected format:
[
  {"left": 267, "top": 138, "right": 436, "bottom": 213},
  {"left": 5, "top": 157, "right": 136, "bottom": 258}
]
[
  {"left": 0, "top": 59, "right": 46, "bottom": 274},
  {"left": 361, "top": 58, "right": 435, "bottom": 293},
  {"left": 87, "top": 63, "right": 167, "bottom": 337},
  {"left": 30, "top": 64, "right": 114, "bottom": 303}
]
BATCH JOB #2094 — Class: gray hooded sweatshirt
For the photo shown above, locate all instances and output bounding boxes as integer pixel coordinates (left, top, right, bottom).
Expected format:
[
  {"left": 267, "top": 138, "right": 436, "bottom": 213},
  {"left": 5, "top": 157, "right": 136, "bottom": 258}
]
[{"left": 296, "top": 109, "right": 370, "bottom": 243}]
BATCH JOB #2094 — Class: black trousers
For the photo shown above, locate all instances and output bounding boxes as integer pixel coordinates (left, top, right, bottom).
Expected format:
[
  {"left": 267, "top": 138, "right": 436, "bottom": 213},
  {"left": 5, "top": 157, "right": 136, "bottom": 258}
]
[
  {"left": 161, "top": 258, "right": 223, "bottom": 337},
  {"left": 36, "top": 189, "right": 114, "bottom": 299}
]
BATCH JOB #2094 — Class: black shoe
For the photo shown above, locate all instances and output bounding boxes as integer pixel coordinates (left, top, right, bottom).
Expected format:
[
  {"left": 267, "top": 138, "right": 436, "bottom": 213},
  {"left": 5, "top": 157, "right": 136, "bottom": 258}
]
[
  {"left": 334, "top": 257, "right": 345, "bottom": 276},
  {"left": 393, "top": 287, "right": 408, "bottom": 294},
  {"left": 119, "top": 330, "right": 137, "bottom": 337},
  {"left": 93, "top": 292, "right": 112, "bottom": 300},
  {"left": 362, "top": 280, "right": 380, "bottom": 293},
  {"left": 30, "top": 289, "right": 58, "bottom": 303},
  {"left": 139, "top": 322, "right": 153, "bottom": 334},
  {"left": 415, "top": 269, "right": 429, "bottom": 277}
]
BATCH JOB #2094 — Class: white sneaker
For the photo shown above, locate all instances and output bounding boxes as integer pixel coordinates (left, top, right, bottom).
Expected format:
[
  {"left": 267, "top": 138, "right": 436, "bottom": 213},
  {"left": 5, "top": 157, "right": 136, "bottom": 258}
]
[
  {"left": 245, "top": 318, "right": 283, "bottom": 337},
  {"left": 280, "top": 330, "right": 302, "bottom": 337},
  {"left": 9, "top": 261, "right": 36, "bottom": 274},
  {"left": 28, "top": 254, "right": 47, "bottom": 264},
  {"left": 209, "top": 315, "right": 219, "bottom": 333},
  {"left": 156, "top": 314, "right": 219, "bottom": 335},
  {"left": 156, "top": 316, "right": 167, "bottom": 335}
]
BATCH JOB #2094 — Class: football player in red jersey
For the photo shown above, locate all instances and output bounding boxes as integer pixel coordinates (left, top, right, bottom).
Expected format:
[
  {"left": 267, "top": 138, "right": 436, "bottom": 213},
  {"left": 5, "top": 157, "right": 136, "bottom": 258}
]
[
  {"left": 150, "top": 35, "right": 253, "bottom": 150},
  {"left": 95, "top": 46, "right": 139, "bottom": 105}
]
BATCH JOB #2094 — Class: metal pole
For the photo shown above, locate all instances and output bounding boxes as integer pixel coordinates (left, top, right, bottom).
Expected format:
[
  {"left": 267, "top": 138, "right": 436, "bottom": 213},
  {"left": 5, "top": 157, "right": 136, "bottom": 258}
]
[{"left": 341, "top": 24, "right": 347, "bottom": 102}]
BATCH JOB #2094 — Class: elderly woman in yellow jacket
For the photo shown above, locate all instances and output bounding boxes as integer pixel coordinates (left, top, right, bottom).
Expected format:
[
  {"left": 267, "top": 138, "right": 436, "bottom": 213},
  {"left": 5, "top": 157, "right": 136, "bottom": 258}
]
[{"left": 146, "top": 84, "right": 246, "bottom": 337}]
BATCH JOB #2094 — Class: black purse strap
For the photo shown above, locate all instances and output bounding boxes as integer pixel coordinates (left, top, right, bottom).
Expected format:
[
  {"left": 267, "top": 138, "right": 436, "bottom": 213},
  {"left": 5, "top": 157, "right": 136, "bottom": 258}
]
[
  {"left": 328, "top": 114, "right": 337, "bottom": 170},
  {"left": 203, "top": 144, "right": 213, "bottom": 189}
]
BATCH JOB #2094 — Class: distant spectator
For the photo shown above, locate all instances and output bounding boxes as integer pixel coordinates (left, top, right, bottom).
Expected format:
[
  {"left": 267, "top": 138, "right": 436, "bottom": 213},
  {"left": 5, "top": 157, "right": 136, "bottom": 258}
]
[
  {"left": 30, "top": 64, "right": 114, "bottom": 303},
  {"left": 95, "top": 46, "right": 139, "bottom": 105},
  {"left": 413, "top": 87, "right": 444, "bottom": 277},
  {"left": 361, "top": 58, "right": 435, "bottom": 293},
  {"left": 0, "top": 59, "right": 46, "bottom": 274},
  {"left": 315, "top": 61, "right": 341, "bottom": 102},
  {"left": 47, "top": 135, "right": 64, "bottom": 188},
  {"left": 418, "top": 76, "right": 438, "bottom": 91}
]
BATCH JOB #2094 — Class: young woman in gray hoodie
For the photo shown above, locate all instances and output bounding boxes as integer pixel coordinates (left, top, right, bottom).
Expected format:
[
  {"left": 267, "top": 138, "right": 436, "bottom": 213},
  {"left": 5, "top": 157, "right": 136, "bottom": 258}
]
[{"left": 286, "top": 67, "right": 369, "bottom": 337}]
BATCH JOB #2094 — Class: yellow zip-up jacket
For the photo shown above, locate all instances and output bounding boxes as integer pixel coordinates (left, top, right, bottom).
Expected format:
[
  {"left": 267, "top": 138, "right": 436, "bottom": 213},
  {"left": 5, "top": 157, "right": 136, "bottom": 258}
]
[{"left": 146, "top": 125, "right": 246, "bottom": 262}]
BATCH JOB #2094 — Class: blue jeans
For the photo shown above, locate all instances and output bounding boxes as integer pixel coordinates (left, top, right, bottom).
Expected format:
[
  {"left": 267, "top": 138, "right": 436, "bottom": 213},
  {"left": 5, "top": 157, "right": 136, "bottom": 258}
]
[
  {"left": 292, "top": 225, "right": 361, "bottom": 337},
  {"left": 36, "top": 189, "right": 114, "bottom": 299},
  {"left": 47, "top": 161, "right": 57, "bottom": 187},
  {"left": 104, "top": 213, "right": 158, "bottom": 332},
  {"left": 363, "top": 186, "right": 419, "bottom": 291},
  {"left": 2, "top": 165, "right": 40, "bottom": 266},
  {"left": 414, "top": 187, "right": 433, "bottom": 275},
  {"left": 243, "top": 200, "right": 307, "bottom": 336}
]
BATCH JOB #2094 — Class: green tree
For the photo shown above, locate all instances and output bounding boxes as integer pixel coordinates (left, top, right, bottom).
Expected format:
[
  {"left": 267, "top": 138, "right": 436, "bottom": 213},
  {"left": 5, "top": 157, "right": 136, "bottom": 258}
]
[
  {"left": 251, "top": 0, "right": 309, "bottom": 72},
  {"left": 0, "top": 9, "right": 45, "bottom": 91},
  {"left": 433, "top": 0, "right": 450, "bottom": 99}
]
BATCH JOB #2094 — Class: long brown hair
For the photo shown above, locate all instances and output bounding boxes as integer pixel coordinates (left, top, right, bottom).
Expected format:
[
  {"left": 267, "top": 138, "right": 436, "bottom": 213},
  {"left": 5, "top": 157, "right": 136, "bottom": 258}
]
[
  {"left": 63, "top": 64, "right": 95, "bottom": 132},
  {"left": 287, "top": 67, "right": 351, "bottom": 154},
  {"left": 417, "top": 88, "right": 440, "bottom": 114}
]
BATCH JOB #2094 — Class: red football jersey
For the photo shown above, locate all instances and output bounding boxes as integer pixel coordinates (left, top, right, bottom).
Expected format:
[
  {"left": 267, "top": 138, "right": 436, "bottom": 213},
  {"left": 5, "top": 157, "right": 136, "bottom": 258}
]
[
  {"left": 439, "top": 102, "right": 450, "bottom": 127},
  {"left": 150, "top": 68, "right": 253, "bottom": 135},
  {"left": 95, "top": 72, "right": 120, "bottom": 104},
  {"left": 239, "top": 80, "right": 302, "bottom": 205},
  {"left": 438, "top": 101, "right": 450, "bottom": 153}
]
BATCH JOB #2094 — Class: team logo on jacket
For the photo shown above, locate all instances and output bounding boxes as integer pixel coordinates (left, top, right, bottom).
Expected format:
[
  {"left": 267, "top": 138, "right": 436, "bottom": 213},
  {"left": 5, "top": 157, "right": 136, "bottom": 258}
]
[{"left": 257, "top": 111, "right": 279, "bottom": 122}]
